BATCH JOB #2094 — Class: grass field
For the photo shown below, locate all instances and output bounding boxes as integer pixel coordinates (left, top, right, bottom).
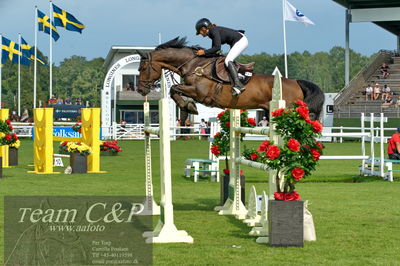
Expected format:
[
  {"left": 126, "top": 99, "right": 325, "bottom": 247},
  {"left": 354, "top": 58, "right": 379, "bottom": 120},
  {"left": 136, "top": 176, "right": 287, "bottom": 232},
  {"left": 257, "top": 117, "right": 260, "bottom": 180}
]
[{"left": 1, "top": 139, "right": 400, "bottom": 265}]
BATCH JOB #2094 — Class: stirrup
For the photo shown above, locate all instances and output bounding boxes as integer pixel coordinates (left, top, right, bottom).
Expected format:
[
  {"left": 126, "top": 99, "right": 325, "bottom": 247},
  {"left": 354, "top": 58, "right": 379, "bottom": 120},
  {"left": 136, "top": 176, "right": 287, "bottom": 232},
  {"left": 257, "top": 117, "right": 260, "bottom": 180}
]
[{"left": 232, "top": 86, "right": 245, "bottom": 96}]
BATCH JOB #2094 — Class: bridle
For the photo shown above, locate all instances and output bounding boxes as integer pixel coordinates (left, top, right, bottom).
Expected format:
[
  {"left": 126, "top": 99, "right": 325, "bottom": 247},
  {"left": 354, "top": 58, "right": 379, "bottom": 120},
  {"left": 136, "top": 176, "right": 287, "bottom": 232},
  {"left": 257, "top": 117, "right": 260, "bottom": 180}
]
[
  {"left": 138, "top": 51, "right": 198, "bottom": 90},
  {"left": 138, "top": 53, "right": 160, "bottom": 90}
]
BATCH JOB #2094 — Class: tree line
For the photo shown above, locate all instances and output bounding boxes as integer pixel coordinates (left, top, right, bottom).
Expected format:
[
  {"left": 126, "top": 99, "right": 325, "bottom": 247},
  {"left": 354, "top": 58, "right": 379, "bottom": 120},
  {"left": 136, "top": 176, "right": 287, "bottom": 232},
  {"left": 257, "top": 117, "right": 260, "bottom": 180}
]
[{"left": 0, "top": 46, "right": 370, "bottom": 111}]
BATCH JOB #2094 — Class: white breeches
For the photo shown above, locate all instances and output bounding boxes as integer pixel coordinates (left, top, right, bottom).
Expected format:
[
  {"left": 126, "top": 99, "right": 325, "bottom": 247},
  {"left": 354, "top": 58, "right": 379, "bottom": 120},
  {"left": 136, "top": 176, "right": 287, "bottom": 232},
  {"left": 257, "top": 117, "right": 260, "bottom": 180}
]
[{"left": 225, "top": 34, "right": 248, "bottom": 66}]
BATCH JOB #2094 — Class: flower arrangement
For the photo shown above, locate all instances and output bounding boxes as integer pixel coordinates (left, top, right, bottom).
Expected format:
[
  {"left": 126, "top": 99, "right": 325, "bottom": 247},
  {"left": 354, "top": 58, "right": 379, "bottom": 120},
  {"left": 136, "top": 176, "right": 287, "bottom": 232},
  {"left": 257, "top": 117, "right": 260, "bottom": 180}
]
[
  {"left": 100, "top": 140, "right": 122, "bottom": 153},
  {"left": 0, "top": 120, "right": 19, "bottom": 146},
  {"left": 211, "top": 109, "right": 256, "bottom": 172},
  {"left": 59, "top": 141, "right": 91, "bottom": 155},
  {"left": 72, "top": 120, "right": 82, "bottom": 133},
  {"left": 242, "top": 101, "right": 324, "bottom": 201}
]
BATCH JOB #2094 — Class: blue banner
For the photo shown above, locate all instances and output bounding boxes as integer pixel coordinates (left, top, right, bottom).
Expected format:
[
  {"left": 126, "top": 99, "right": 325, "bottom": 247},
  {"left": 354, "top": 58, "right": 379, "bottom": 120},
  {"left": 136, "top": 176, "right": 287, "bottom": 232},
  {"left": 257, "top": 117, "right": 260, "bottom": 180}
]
[
  {"left": 49, "top": 104, "right": 86, "bottom": 119},
  {"left": 32, "top": 127, "right": 81, "bottom": 140}
]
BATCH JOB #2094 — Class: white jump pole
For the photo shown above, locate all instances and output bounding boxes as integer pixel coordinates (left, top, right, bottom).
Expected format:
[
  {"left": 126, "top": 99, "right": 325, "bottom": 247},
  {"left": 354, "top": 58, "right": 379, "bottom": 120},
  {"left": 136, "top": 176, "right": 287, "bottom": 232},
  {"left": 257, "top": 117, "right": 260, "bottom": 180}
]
[
  {"left": 380, "top": 113, "right": 384, "bottom": 178},
  {"left": 143, "top": 69, "right": 193, "bottom": 244},
  {"left": 361, "top": 113, "right": 365, "bottom": 175},
  {"left": 370, "top": 113, "right": 375, "bottom": 174}
]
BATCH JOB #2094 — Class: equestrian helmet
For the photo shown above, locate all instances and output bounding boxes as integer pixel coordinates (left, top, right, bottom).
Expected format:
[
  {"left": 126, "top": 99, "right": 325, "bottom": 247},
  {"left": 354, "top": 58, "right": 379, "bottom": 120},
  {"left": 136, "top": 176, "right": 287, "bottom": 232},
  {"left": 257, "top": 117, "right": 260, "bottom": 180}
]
[{"left": 195, "top": 18, "right": 212, "bottom": 35}]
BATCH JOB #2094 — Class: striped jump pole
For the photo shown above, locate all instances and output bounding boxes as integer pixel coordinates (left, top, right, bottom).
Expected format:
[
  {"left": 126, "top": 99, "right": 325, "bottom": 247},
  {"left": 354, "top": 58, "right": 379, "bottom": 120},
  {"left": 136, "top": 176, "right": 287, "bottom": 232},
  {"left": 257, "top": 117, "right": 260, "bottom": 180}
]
[
  {"left": 218, "top": 67, "right": 285, "bottom": 220},
  {"left": 142, "top": 69, "right": 193, "bottom": 244}
]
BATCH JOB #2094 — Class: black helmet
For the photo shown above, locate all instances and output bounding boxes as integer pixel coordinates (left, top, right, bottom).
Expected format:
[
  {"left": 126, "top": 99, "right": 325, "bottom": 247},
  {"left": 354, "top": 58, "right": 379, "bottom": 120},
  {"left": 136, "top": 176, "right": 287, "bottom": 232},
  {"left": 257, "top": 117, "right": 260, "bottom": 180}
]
[{"left": 195, "top": 18, "right": 212, "bottom": 35}]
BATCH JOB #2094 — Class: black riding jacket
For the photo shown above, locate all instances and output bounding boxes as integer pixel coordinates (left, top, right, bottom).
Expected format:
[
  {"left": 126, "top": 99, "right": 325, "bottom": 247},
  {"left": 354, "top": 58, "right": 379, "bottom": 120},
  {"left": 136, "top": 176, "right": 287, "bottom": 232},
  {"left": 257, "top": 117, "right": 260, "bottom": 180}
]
[{"left": 205, "top": 26, "right": 244, "bottom": 55}]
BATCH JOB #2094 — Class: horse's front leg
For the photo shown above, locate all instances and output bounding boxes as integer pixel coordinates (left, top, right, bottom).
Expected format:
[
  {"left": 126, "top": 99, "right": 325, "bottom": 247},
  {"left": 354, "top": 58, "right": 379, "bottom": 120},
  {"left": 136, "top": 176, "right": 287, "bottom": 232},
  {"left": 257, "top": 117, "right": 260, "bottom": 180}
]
[{"left": 170, "top": 85, "right": 198, "bottom": 115}]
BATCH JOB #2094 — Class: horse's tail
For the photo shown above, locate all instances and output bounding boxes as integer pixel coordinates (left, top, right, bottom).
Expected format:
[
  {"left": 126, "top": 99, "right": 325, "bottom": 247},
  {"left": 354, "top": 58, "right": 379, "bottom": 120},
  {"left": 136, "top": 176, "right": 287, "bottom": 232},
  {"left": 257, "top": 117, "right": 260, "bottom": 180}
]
[{"left": 296, "top": 80, "right": 325, "bottom": 121}]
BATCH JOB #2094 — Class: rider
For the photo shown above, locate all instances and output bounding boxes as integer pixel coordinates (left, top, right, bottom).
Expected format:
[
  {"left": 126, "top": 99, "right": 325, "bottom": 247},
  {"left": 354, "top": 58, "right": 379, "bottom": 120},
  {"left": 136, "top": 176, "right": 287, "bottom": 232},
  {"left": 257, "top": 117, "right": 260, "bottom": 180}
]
[{"left": 195, "top": 18, "right": 248, "bottom": 96}]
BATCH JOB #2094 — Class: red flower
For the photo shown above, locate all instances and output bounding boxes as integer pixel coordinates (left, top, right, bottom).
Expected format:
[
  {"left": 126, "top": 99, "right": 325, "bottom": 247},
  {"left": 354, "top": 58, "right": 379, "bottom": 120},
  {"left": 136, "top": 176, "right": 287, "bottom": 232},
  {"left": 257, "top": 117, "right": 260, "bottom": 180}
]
[
  {"left": 214, "top": 132, "right": 221, "bottom": 138},
  {"left": 316, "top": 141, "right": 324, "bottom": 151},
  {"left": 287, "top": 138, "right": 300, "bottom": 152},
  {"left": 296, "top": 106, "right": 309, "bottom": 120},
  {"left": 311, "top": 149, "right": 320, "bottom": 161},
  {"left": 247, "top": 118, "right": 256, "bottom": 126},
  {"left": 223, "top": 169, "right": 243, "bottom": 176},
  {"left": 274, "top": 192, "right": 285, "bottom": 200},
  {"left": 217, "top": 111, "right": 225, "bottom": 119},
  {"left": 310, "top": 120, "right": 323, "bottom": 133},
  {"left": 78, "top": 128, "right": 81, "bottom": 133},
  {"left": 225, "top": 122, "right": 230, "bottom": 128},
  {"left": 6, "top": 120, "right": 10, "bottom": 125},
  {"left": 256, "top": 140, "right": 270, "bottom": 152},
  {"left": 274, "top": 192, "right": 300, "bottom": 201},
  {"left": 78, "top": 120, "right": 82, "bottom": 123},
  {"left": 266, "top": 145, "right": 280, "bottom": 160},
  {"left": 294, "top": 100, "right": 307, "bottom": 107},
  {"left": 210, "top": 145, "right": 221, "bottom": 156},
  {"left": 272, "top": 108, "right": 285, "bottom": 117},
  {"left": 13, "top": 133, "right": 18, "bottom": 140},
  {"left": 250, "top": 153, "right": 258, "bottom": 161},
  {"left": 9, "top": 125, "right": 13, "bottom": 130},
  {"left": 291, "top": 168, "right": 305, "bottom": 181},
  {"left": 61, "top": 141, "right": 68, "bottom": 146},
  {"left": 240, "top": 109, "right": 247, "bottom": 113},
  {"left": 5, "top": 134, "right": 12, "bottom": 141}
]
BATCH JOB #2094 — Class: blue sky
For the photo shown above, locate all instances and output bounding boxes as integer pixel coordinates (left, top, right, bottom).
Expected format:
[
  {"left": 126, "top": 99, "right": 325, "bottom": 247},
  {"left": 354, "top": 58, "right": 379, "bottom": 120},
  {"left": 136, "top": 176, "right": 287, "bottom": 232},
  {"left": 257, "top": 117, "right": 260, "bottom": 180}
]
[{"left": 0, "top": 0, "right": 397, "bottom": 64}]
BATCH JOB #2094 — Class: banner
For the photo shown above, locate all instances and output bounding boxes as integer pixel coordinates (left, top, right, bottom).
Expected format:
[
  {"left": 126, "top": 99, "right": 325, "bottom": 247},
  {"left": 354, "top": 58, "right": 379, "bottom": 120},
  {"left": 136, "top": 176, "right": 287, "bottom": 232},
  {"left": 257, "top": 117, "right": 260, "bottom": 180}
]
[{"left": 49, "top": 104, "right": 86, "bottom": 119}]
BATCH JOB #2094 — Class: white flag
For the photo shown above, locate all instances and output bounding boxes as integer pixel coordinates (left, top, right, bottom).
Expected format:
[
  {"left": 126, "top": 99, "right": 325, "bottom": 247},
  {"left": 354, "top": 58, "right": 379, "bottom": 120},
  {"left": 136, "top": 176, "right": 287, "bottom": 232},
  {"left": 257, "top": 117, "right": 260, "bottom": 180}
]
[{"left": 284, "top": 0, "right": 315, "bottom": 26}]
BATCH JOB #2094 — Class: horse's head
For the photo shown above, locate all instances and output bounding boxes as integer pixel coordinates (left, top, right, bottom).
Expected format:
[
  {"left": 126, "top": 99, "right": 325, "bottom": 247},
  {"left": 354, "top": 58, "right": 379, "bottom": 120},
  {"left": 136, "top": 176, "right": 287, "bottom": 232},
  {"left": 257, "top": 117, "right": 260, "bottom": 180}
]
[{"left": 136, "top": 50, "right": 161, "bottom": 96}]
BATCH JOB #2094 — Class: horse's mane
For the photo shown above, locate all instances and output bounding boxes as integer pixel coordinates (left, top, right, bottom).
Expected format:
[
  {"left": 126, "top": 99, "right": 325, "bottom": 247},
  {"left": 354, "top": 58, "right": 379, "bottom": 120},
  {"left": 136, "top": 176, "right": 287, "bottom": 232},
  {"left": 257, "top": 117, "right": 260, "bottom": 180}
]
[{"left": 155, "top": 37, "right": 204, "bottom": 51}]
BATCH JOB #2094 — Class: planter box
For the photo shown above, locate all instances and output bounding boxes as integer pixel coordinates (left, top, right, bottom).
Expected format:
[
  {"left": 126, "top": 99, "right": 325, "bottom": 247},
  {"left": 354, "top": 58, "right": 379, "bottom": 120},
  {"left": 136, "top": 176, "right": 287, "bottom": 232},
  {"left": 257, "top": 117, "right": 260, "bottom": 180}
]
[
  {"left": 100, "top": 150, "right": 118, "bottom": 156},
  {"left": 268, "top": 200, "right": 304, "bottom": 247},
  {"left": 220, "top": 174, "right": 245, "bottom": 206},
  {"left": 70, "top": 152, "right": 87, "bottom": 174},
  {"left": 8, "top": 147, "right": 18, "bottom": 166}
]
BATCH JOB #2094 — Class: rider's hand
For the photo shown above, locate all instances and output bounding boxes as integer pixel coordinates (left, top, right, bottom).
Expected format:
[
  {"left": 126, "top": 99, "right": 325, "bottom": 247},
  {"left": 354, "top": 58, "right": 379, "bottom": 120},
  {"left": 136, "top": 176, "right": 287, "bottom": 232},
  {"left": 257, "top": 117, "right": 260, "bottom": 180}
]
[{"left": 195, "top": 49, "right": 205, "bottom": 56}]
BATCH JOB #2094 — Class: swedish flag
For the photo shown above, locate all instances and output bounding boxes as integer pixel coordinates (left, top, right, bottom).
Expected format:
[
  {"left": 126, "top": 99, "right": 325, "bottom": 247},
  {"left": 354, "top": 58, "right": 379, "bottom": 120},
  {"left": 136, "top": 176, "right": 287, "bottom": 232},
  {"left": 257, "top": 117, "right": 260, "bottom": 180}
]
[
  {"left": 38, "top": 9, "right": 60, "bottom": 41},
  {"left": 21, "top": 37, "right": 46, "bottom": 65},
  {"left": 53, "top": 4, "right": 85, "bottom": 33},
  {"left": 1, "top": 36, "right": 30, "bottom": 66}
]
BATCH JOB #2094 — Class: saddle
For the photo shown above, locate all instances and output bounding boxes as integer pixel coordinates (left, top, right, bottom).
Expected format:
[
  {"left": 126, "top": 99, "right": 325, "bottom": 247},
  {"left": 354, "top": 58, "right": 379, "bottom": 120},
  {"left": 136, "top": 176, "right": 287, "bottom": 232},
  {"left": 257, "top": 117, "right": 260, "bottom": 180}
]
[{"left": 213, "top": 57, "right": 255, "bottom": 85}]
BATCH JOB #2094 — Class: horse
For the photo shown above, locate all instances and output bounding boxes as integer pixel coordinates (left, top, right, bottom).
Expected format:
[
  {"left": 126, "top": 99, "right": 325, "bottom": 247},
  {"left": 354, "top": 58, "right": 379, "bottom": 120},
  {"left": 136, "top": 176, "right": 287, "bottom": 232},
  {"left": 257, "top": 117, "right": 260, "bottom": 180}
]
[{"left": 136, "top": 37, "right": 324, "bottom": 125}]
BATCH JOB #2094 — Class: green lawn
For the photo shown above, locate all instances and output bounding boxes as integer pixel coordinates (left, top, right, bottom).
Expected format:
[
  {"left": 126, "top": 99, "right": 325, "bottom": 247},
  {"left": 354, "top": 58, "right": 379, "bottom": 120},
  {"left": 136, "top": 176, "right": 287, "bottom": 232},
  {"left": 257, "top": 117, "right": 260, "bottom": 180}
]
[{"left": 1, "top": 139, "right": 399, "bottom": 265}]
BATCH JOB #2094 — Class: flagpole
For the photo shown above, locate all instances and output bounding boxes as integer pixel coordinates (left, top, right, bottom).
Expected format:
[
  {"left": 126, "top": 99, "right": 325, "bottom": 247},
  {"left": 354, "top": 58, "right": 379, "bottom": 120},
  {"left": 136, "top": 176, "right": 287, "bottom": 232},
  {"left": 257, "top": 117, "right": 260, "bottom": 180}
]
[
  {"left": 282, "top": 0, "right": 288, "bottom": 78},
  {"left": 49, "top": 0, "right": 53, "bottom": 100},
  {"left": 34, "top": 6, "right": 38, "bottom": 109},
  {"left": 0, "top": 34, "right": 2, "bottom": 109},
  {"left": 18, "top": 33, "right": 21, "bottom": 116}
]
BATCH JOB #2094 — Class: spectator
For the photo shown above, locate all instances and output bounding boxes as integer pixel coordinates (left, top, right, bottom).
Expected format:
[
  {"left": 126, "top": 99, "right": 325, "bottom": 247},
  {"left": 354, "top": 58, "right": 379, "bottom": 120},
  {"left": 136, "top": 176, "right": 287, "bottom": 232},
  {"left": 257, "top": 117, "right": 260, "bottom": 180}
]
[
  {"left": 387, "top": 128, "right": 400, "bottom": 160},
  {"left": 380, "top": 63, "right": 390, "bottom": 79},
  {"left": 56, "top": 96, "right": 63, "bottom": 104},
  {"left": 20, "top": 107, "right": 29, "bottom": 122},
  {"left": 381, "top": 84, "right": 391, "bottom": 100},
  {"left": 10, "top": 111, "right": 19, "bottom": 122},
  {"left": 184, "top": 119, "right": 191, "bottom": 140},
  {"left": 75, "top": 98, "right": 82, "bottom": 105},
  {"left": 258, "top": 116, "right": 268, "bottom": 127},
  {"left": 381, "top": 94, "right": 394, "bottom": 109},
  {"left": 365, "top": 84, "right": 373, "bottom": 101},
  {"left": 200, "top": 118, "right": 207, "bottom": 139},
  {"left": 65, "top": 97, "right": 72, "bottom": 105},
  {"left": 48, "top": 95, "right": 57, "bottom": 104},
  {"left": 119, "top": 119, "right": 127, "bottom": 128},
  {"left": 373, "top": 83, "right": 381, "bottom": 100}
]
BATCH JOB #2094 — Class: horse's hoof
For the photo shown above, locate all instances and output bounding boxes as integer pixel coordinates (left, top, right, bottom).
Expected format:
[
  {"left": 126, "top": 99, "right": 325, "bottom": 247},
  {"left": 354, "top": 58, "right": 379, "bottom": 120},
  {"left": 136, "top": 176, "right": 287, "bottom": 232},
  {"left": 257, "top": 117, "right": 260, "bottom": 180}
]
[{"left": 187, "top": 102, "right": 198, "bottom": 115}]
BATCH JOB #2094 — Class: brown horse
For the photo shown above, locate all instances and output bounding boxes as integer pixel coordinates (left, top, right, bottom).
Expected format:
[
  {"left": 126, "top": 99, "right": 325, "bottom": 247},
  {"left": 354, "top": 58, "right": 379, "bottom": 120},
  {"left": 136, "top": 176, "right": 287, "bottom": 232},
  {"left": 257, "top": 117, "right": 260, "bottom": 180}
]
[{"left": 136, "top": 37, "right": 324, "bottom": 124}]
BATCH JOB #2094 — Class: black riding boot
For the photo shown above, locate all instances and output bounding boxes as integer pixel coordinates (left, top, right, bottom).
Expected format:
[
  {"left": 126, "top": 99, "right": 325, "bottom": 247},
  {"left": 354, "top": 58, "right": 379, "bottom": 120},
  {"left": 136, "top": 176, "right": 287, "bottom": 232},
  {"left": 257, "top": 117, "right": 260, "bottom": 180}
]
[{"left": 227, "top": 61, "right": 245, "bottom": 96}]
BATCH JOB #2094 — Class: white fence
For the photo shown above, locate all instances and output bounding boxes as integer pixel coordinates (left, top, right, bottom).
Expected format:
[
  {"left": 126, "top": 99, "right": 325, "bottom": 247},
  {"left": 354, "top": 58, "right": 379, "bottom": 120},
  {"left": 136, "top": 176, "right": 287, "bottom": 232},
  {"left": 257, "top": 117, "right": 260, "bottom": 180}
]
[{"left": 11, "top": 122, "right": 399, "bottom": 141}]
